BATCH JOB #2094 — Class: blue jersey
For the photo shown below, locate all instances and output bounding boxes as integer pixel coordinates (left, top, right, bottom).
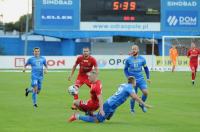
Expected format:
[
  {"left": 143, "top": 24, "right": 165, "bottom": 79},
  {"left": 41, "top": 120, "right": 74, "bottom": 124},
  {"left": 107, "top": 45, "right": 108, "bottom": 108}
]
[
  {"left": 124, "top": 55, "right": 147, "bottom": 81},
  {"left": 107, "top": 83, "right": 135, "bottom": 110},
  {"left": 26, "top": 56, "right": 47, "bottom": 80}
]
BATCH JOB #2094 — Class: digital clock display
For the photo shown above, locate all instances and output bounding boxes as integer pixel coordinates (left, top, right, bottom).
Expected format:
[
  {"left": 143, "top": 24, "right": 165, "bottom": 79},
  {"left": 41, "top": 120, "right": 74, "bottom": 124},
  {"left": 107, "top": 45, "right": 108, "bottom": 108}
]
[{"left": 81, "top": 0, "right": 160, "bottom": 22}]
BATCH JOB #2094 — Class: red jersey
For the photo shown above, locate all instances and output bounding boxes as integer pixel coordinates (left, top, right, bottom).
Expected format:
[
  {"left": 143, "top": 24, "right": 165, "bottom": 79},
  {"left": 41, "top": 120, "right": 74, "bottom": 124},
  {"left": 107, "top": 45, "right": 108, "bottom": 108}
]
[
  {"left": 75, "top": 55, "right": 97, "bottom": 75},
  {"left": 187, "top": 48, "right": 200, "bottom": 64},
  {"left": 90, "top": 80, "right": 102, "bottom": 103}
]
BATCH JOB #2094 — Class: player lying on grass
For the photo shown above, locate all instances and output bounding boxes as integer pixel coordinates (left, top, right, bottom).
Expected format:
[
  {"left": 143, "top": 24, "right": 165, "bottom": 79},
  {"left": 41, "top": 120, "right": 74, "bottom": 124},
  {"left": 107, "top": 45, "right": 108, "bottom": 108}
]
[
  {"left": 68, "top": 76, "right": 152, "bottom": 123},
  {"left": 124, "top": 45, "right": 151, "bottom": 113},
  {"left": 187, "top": 41, "right": 200, "bottom": 85},
  {"left": 71, "top": 70, "right": 104, "bottom": 116},
  {"left": 68, "top": 47, "right": 98, "bottom": 109},
  {"left": 23, "top": 47, "right": 48, "bottom": 108}
]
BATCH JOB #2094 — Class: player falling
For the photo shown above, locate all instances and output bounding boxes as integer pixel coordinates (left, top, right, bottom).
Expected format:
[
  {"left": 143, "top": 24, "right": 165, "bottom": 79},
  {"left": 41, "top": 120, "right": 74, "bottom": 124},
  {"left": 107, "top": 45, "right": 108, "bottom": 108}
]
[
  {"left": 68, "top": 76, "right": 152, "bottom": 123},
  {"left": 70, "top": 70, "right": 104, "bottom": 116},
  {"left": 68, "top": 47, "right": 98, "bottom": 109},
  {"left": 23, "top": 47, "right": 48, "bottom": 108},
  {"left": 124, "top": 45, "right": 151, "bottom": 113},
  {"left": 169, "top": 44, "right": 178, "bottom": 72},
  {"left": 187, "top": 41, "right": 200, "bottom": 85}
]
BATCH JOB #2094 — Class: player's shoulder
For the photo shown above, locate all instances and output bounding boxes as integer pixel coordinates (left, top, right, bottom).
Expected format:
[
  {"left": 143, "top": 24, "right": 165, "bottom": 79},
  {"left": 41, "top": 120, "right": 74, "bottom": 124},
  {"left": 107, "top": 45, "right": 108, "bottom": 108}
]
[
  {"left": 126, "top": 56, "right": 133, "bottom": 61},
  {"left": 40, "top": 56, "right": 46, "bottom": 60},
  {"left": 138, "top": 55, "right": 146, "bottom": 60},
  {"left": 28, "top": 56, "right": 35, "bottom": 60},
  {"left": 89, "top": 55, "right": 96, "bottom": 60},
  {"left": 77, "top": 55, "right": 83, "bottom": 59}
]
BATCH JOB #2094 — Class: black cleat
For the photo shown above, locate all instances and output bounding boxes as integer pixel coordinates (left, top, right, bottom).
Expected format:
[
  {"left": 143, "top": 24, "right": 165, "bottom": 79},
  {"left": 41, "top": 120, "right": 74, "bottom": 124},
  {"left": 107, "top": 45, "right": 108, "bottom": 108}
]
[
  {"left": 192, "top": 81, "right": 195, "bottom": 86},
  {"left": 33, "top": 104, "right": 38, "bottom": 108},
  {"left": 25, "top": 88, "right": 29, "bottom": 97}
]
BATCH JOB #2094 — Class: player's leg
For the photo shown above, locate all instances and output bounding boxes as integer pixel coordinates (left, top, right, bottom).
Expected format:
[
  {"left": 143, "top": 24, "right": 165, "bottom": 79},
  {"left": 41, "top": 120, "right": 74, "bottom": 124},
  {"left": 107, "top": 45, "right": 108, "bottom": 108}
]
[
  {"left": 37, "top": 79, "right": 43, "bottom": 94},
  {"left": 172, "top": 59, "right": 176, "bottom": 72},
  {"left": 139, "top": 80, "right": 148, "bottom": 112},
  {"left": 74, "top": 100, "right": 98, "bottom": 115},
  {"left": 73, "top": 75, "right": 84, "bottom": 100},
  {"left": 31, "top": 80, "right": 38, "bottom": 107},
  {"left": 190, "top": 64, "right": 196, "bottom": 85},
  {"left": 130, "top": 86, "right": 138, "bottom": 113}
]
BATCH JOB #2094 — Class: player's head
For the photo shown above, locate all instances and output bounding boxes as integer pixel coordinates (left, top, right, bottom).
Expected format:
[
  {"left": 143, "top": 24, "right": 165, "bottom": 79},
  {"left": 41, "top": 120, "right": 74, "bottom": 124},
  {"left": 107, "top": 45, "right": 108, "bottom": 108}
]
[
  {"left": 33, "top": 47, "right": 40, "bottom": 57},
  {"left": 191, "top": 41, "right": 196, "bottom": 48},
  {"left": 88, "top": 70, "right": 98, "bottom": 82},
  {"left": 83, "top": 47, "right": 90, "bottom": 57},
  {"left": 128, "top": 76, "right": 136, "bottom": 87},
  {"left": 172, "top": 44, "right": 176, "bottom": 48},
  {"left": 132, "top": 45, "right": 139, "bottom": 56}
]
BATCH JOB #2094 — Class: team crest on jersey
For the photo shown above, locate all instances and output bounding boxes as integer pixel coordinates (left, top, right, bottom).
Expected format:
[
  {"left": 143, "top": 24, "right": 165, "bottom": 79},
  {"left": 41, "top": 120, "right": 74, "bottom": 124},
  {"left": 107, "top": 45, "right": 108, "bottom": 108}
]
[{"left": 83, "top": 60, "right": 89, "bottom": 62}]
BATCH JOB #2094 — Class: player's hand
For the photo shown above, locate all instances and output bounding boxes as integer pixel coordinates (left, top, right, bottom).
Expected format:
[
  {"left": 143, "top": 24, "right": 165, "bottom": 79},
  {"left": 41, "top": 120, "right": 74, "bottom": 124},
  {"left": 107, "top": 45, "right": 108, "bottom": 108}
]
[
  {"left": 22, "top": 68, "right": 26, "bottom": 72},
  {"left": 99, "top": 109, "right": 105, "bottom": 116},
  {"left": 44, "top": 69, "right": 48, "bottom": 74},
  {"left": 147, "top": 79, "right": 151, "bottom": 84},
  {"left": 68, "top": 75, "right": 72, "bottom": 81},
  {"left": 145, "top": 104, "right": 153, "bottom": 109}
]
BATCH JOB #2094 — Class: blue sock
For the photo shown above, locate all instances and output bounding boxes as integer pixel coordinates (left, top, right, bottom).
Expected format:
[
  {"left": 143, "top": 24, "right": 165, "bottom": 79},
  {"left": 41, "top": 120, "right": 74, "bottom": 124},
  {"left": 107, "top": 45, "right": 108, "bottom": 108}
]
[
  {"left": 142, "top": 94, "right": 147, "bottom": 102},
  {"left": 32, "top": 92, "right": 37, "bottom": 105},
  {"left": 130, "top": 87, "right": 138, "bottom": 111},
  {"left": 79, "top": 115, "right": 95, "bottom": 123}
]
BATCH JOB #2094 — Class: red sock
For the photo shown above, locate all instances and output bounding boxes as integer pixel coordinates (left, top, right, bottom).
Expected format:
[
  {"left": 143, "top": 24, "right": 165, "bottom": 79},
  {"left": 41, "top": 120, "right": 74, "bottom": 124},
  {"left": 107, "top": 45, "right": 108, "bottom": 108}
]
[
  {"left": 192, "top": 72, "right": 195, "bottom": 80},
  {"left": 74, "top": 94, "right": 78, "bottom": 100}
]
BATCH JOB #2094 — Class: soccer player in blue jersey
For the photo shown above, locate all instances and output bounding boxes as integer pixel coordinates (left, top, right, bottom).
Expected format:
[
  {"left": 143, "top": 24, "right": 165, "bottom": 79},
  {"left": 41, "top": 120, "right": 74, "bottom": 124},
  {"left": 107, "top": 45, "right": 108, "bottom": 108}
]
[
  {"left": 68, "top": 76, "right": 152, "bottom": 123},
  {"left": 23, "top": 47, "right": 48, "bottom": 108},
  {"left": 124, "top": 45, "right": 151, "bottom": 113}
]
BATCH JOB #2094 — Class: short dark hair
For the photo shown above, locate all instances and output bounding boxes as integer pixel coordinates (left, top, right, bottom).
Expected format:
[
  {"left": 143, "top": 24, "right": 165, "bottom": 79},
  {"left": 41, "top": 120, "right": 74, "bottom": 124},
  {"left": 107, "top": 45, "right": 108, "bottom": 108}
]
[
  {"left": 83, "top": 47, "right": 90, "bottom": 50},
  {"left": 33, "top": 47, "right": 40, "bottom": 51},
  {"left": 128, "top": 76, "right": 135, "bottom": 84}
]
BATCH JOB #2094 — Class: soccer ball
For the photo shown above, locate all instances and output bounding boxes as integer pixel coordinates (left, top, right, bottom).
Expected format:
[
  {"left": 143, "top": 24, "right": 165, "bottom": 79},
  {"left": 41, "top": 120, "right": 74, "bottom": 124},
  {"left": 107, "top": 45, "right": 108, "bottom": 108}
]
[{"left": 67, "top": 85, "right": 78, "bottom": 95}]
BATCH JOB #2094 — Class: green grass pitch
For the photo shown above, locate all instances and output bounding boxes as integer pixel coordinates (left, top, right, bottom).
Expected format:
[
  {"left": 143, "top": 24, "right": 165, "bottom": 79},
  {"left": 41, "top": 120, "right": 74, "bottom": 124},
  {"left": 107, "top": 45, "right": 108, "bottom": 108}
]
[{"left": 0, "top": 70, "right": 200, "bottom": 132}]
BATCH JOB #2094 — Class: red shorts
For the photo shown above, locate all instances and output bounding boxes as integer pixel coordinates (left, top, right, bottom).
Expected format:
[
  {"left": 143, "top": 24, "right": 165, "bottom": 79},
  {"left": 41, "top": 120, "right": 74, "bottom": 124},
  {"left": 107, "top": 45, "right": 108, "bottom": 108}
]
[
  {"left": 79, "top": 100, "right": 99, "bottom": 112},
  {"left": 190, "top": 63, "right": 198, "bottom": 72},
  {"left": 75, "top": 74, "right": 91, "bottom": 88}
]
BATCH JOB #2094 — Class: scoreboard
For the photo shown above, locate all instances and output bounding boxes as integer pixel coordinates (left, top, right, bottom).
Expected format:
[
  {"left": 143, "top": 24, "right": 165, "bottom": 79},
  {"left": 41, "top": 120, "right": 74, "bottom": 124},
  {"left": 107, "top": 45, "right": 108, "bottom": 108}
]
[
  {"left": 35, "top": 0, "right": 161, "bottom": 32},
  {"left": 81, "top": 0, "right": 160, "bottom": 22}
]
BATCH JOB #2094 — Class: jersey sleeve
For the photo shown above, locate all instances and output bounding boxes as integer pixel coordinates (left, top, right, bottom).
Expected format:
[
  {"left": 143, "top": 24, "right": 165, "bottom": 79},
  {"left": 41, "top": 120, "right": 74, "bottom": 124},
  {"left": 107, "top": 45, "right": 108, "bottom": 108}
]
[
  {"left": 142, "top": 58, "right": 147, "bottom": 67},
  {"left": 187, "top": 50, "right": 190, "bottom": 57},
  {"left": 25, "top": 58, "right": 31, "bottom": 66},
  {"left": 124, "top": 59, "right": 130, "bottom": 77},
  {"left": 92, "top": 57, "right": 97, "bottom": 67},
  {"left": 75, "top": 56, "right": 81, "bottom": 66},
  {"left": 43, "top": 58, "right": 47, "bottom": 67},
  {"left": 126, "top": 86, "right": 135, "bottom": 95}
]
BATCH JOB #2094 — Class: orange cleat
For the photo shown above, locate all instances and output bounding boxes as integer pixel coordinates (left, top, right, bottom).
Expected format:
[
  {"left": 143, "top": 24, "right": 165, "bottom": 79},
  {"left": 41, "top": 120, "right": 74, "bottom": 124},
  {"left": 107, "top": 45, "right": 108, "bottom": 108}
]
[{"left": 68, "top": 114, "right": 77, "bottom": 122}]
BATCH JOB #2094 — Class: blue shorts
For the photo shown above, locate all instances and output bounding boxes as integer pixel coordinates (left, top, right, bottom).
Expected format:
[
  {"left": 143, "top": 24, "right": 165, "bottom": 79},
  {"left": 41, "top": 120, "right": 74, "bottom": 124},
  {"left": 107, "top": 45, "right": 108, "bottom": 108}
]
[
  {"left": 96, "top": 102, "right": 115, "bottom": 123},
  {"left": 135, "top": 79, "right": 147, "bottom": 92},
  {"left": 31, "top": 79, "right": 43, "bottom": 91}
]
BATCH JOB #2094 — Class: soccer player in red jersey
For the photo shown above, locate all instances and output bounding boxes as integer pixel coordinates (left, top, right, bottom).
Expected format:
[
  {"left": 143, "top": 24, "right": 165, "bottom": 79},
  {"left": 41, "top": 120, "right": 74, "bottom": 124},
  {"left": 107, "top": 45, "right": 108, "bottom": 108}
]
[
  {"left": 68, "top": 47, "right": 98, "bottom": 106},
  {"left": 187, "top": 42, "right": 200, "bottom": 85},
  {"left": 68, "top": 70, "right": 104, "bottom": 118}
]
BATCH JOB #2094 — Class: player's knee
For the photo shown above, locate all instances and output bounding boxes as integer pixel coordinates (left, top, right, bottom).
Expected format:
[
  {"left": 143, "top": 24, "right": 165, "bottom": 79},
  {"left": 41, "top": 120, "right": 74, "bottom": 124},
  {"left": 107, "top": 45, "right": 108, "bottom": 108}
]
[
  {"left": 142, "top": 90, "right": 148, "bottom": 96},
  {"left": 73, "top": 100, "right": 80, "bottom": 106}
]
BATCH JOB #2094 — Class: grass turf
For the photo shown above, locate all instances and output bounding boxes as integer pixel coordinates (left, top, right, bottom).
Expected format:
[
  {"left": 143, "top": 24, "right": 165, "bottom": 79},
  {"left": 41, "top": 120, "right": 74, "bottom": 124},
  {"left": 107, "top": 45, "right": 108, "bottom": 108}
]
[{"left": 0, "top": 70, "right": 200, "bottom": 132}]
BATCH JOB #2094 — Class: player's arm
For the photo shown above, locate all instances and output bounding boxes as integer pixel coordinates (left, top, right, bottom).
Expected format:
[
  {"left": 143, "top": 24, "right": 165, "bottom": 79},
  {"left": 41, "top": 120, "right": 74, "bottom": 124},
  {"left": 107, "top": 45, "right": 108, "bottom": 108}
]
[
  {"left": 93, "top": 58, "right": 98, "bottom": 74},
  {"left": 124, "top": 59, "right": 129, "bottom": 77},
  {"left": 97, "top": 94, "right": 105, "bottom": 116},
  {"left": 23, "top": 59, "right": 30, "bottom": 72},
  {"left": 130, "top": 93, "right": 152, "bottom": 109},
  {"left": 143, "top": 59, "right": 150, "bottom": 83},
  {"left": 68, "top": 57, "right": 79, "bottom": 81},
  {"left": 43, "top": 58, "right": 48, "bottom": 74}
]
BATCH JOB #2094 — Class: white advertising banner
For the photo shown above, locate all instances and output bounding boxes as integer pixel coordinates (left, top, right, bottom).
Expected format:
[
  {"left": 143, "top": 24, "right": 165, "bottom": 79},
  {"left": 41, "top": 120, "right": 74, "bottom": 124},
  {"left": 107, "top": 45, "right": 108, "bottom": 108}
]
[{"left": 0, "top": 55, "right": 199, "bottom": 71}]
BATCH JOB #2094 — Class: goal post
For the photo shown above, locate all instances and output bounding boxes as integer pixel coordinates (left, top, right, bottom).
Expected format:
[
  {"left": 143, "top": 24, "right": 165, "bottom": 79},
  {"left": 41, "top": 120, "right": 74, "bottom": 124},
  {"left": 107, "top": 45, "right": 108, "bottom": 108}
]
[{"left": 161, "top": 36, "right": 200, "bottom": 71}]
